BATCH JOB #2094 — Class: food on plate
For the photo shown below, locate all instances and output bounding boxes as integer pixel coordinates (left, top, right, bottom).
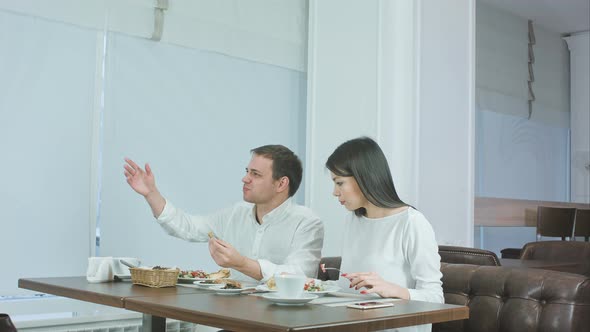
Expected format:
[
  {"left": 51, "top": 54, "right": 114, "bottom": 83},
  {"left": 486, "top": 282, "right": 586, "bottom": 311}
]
[
  {"left": 178, "top": 270, "right": 208, "bottom": 279},
  {"left": 266, "top": 277, "right": 276, "bottom": 290},
  {"left": 208, "top": 268, "right": 231, "bottom": 279},
  {"left": 303, "top": 279, "right": 327, "bottom": 292},
  {"left": 178, "top": 268, "right": 230, "bottom": 280},
  {"left": 265, "top": 277, "right": 326, "bottom": 292},
  {"left": 219, "top": 279, "right": 243, "bottom": 289},
  {"left": 199, "top": 280, "right": 218, "bottom": 284}
]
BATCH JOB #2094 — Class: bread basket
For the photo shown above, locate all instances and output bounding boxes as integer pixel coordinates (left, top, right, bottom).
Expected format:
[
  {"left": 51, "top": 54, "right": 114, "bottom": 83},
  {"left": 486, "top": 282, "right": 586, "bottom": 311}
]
[{"left": 129, "top": 267, "right": 179, "bottom": 288}]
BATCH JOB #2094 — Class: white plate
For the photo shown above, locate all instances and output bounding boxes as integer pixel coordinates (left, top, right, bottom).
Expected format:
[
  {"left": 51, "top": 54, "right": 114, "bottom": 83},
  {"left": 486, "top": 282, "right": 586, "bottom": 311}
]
[
  {"left": 210, "top": 284, "right": 254, "bottom": 295},
  {"left": 178, "top": 277, "right": 202, "bottom": 284},
  {"left": 193, "top": 280, "right": 221, "bottom": 288},
  {"left": 178, "top": 277, "right": 226, "bottom": 283},
  {"left": 261, "top": 293, "right": 318, "bottom": 305},
  {"left": 304, "top": 285, "right": 341, "bottom": 297},
  {"left": 255, "top": 284, "right": 340, "bottom": 297}
]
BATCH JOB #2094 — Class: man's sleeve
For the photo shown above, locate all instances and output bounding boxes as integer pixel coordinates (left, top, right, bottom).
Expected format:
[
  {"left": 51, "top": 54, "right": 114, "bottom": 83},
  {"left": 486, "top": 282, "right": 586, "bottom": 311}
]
[
  {"left": 156, "top": 199, "right": 231, "bottom": 242},
  {"left": 258, "top": 216, "right": 324, "bottom": 281}
]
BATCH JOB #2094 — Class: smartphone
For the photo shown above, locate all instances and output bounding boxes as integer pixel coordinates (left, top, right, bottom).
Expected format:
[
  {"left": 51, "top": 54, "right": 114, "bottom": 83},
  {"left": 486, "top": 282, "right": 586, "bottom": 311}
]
[{"left": 346, "top": 301, "right": 395, "bottom": 310}]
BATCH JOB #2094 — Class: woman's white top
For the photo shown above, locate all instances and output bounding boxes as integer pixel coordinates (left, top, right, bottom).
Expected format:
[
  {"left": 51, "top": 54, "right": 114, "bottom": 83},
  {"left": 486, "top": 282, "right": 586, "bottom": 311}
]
[{"left": 339, "top": 207, "right": 443, "bottom": 332}]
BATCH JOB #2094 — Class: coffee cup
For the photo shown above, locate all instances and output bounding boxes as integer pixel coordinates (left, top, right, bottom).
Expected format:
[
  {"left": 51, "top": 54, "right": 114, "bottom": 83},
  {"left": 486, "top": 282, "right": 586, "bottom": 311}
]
[{"left": 274, "top": 273, "right": 307, "bottom": 298}]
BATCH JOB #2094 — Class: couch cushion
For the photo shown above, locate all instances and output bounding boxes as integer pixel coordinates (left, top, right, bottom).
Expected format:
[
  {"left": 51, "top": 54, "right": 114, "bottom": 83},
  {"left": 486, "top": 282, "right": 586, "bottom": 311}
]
[{"left": 434, "top": 263, "right": 590, "bottom": 332}]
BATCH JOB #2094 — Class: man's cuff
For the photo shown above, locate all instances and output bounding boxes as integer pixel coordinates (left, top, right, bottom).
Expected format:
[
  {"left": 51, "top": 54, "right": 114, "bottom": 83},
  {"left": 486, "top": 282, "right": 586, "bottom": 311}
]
[
  {"left": 257, "top": 259, "right": 275, "bottom": 282},
  {"left": 156, "top": 199, "right": 173, "bottom": 223}
]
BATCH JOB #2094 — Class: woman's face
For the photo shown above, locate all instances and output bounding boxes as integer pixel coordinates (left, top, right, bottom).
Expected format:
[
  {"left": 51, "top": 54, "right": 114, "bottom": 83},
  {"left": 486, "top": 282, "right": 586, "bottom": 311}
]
[{"left": 330, "top": 171, "right": 368, "bottom": 211}]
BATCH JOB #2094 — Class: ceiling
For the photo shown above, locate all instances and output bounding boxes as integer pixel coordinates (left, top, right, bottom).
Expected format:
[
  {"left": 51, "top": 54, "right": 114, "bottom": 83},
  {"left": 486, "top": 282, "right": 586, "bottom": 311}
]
[{"left": 479, "top": 0, "right": 590, "bottom": 35}]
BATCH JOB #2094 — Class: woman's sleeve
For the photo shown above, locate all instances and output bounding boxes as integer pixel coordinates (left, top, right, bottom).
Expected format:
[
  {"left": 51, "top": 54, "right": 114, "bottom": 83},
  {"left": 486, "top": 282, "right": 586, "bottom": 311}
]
[{"left": 403, "top": 213, "right": 444, "bottom": 303}]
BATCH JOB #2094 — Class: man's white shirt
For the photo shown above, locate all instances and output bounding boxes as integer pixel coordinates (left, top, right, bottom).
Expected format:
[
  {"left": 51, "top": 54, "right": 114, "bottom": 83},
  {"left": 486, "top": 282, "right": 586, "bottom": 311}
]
[{"left": 157, "top": 198, "right": 324, "bottom": 282}]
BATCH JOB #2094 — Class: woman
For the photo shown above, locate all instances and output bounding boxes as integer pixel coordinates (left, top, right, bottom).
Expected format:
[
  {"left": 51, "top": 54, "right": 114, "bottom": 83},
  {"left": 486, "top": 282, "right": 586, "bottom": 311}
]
[{"left": 327, "top": 137, "right": 443, "bottom": 331}]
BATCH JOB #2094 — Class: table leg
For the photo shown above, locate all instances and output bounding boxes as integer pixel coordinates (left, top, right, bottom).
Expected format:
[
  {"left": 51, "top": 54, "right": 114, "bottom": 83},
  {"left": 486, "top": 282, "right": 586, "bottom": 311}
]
[{"left": 142, "top": 314, "right": 166, "bottom": 332}]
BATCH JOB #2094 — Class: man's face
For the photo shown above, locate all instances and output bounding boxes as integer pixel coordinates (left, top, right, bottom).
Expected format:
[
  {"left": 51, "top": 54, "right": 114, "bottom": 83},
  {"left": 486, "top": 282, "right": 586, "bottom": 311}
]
[{"left": 242, "top": 154, "right": 281, "bottom": 204}]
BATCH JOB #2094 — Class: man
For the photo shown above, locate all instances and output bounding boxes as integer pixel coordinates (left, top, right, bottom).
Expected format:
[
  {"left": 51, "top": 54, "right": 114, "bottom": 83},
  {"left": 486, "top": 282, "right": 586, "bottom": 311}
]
[{"left": 124, "top": 145, "right": 324, "bottom": 281}]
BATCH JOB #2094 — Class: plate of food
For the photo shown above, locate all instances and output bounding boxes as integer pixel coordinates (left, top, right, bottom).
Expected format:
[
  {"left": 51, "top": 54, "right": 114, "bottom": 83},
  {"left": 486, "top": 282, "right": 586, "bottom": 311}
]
[
  {"left": 177, "top": 268, "right": 231, "bottom": 283},
  {"left": 209, "top": 280, "right": 255, "bottom": 295},
  {"left": 256, "top": 277, "right": 340, "bottom": 297},
  {"left": 193, "top": 280, "right": 222, "bottom": 288}
]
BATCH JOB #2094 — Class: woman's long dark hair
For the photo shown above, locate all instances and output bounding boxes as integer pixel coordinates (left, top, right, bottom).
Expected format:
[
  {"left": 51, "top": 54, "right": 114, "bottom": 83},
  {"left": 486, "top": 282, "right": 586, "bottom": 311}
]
[{"left": 326, "top": 137, "right": 408, "bottom": 217}]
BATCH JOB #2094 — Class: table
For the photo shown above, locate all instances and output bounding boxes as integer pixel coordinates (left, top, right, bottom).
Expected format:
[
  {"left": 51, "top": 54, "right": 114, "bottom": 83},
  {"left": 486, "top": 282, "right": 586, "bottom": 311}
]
[
  {"left": 18, "top": 277, "right": 210, "bottom": 331},
  {"left": 19, "top": 277, "right": 469, "bottom": 332},
  {"left": 500, "top": 258, "right": 586, "bottom": 275},
  {"left": 475, "top": 196, "right": 589, "bottom": 227}
]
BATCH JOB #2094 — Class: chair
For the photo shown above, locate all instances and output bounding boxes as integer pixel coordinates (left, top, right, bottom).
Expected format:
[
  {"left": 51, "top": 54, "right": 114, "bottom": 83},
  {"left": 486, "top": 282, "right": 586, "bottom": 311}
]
[
  {"left": 0, "top": 313, "right": 17, "bottom": 332},
  {"left": 536, "top": 206, "right": 576, "bottom": 241},
  {"left": 316, "top": 256, "right": 341, "bottom": 281},
  {"left": 574, "top": 209, "right": 590, "bottom": 241},
  {"left": 438, "top": 245, "right": 501, "bottom": 266},
  {"left": 520, "top": 241, "right": 590, "bottom": 276},
  {"left": 500, "top": 248, "right": 522, "bottom": 259}
]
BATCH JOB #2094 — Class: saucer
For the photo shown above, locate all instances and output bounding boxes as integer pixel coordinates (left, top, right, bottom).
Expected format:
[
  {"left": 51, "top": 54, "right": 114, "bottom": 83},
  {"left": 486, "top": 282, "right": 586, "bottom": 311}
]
[
  {"left": 261, "top": 293, "right": 318, "bottom": 305},
  {"left": 210, "top": 284, "right": 254, "bottom": 295},
  {"left": 255, "top": 284, "right": 341, "bottom": 297}
]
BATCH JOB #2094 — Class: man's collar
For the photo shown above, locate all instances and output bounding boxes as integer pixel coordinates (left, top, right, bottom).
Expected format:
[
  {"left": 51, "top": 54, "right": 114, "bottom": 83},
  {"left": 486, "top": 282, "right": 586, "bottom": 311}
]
[{"left": 254, "top": 197, "right": 293, "bottom": 224}]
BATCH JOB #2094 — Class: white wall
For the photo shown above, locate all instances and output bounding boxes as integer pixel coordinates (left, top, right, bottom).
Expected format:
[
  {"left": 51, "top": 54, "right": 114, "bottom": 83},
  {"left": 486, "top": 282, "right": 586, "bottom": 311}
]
[
  {"left": 565, "top": 31, "right": 590, "bottom": 204},
  {"left": 416, "top": 0, "right": 475, "bottom": 247},
  {"left": 0, "top": 10, "right": 97, "bottom": 295},
  {"left": 306, "top": 0, "right": 475, "bottom": 256},
  {"left": 0, "top": 0, "right": 308, "bottom": 71}
]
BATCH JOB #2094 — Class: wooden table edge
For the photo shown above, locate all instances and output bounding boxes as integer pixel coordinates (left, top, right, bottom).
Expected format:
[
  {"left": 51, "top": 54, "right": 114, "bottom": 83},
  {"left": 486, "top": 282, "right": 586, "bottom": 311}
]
[
  {"left": 124, "top": 296, "right": 469, "bottom": 332},
  {"left": 18, "top": 278, "right": 125, "bottom": 308}
]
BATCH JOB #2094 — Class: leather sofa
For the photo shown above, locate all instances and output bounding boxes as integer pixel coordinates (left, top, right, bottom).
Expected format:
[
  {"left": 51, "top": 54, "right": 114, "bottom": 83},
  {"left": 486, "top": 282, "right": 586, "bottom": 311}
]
[
  {"left": 433, "top": 263, "right": 590, "bottom": 332},
  {"left": 520, "top": 241, "right": 590, "bottom": 276},
  {"left": 438, "top": 245, "right": 500, "bottom": 266}
]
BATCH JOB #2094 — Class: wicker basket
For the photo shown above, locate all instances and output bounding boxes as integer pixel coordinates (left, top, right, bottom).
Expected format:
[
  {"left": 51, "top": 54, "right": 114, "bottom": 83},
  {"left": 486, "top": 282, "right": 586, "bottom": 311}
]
[{"left": 130, "top": 267, "right": 179, "bottom": 288}]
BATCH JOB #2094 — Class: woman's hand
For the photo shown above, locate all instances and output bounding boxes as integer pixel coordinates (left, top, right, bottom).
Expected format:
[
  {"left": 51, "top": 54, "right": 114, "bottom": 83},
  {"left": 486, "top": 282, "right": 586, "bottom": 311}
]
[{"left": 342, "top": 272, "right": 410, "bottom": 300}]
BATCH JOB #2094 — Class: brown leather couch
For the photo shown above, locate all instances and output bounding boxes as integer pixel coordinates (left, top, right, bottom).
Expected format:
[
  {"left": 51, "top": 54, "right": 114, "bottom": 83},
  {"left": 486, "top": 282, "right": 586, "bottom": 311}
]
[
  {"left": 520, "top": 241, "right": 590, "bottom": 276},
  {"left": 438, "top": 245, "right": 500, "bottom": 266},
  {"left": 433, "top": 263, "right": 590, "bottom": 332}
]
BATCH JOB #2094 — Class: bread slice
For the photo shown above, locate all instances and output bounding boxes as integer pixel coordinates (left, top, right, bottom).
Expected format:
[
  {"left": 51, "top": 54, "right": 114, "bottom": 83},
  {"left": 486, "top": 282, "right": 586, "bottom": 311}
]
[
  {"left": 207, "top": 268, "right": 230, "bottom": 280},
  {"left": 218, "top": 279, "right": 242, "bottom": 289},
  {"left": 266, "top": 276, "right": 276, "bottom": 290}
]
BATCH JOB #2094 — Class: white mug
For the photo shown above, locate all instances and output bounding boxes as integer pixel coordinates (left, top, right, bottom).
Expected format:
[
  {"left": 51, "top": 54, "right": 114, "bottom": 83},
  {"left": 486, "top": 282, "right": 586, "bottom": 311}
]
[{"left": 274, "top": 274, "right": 307, "bottom": 298}]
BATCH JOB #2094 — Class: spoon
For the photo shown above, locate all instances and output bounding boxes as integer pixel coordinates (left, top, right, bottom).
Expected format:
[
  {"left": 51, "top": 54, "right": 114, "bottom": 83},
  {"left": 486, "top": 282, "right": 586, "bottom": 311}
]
[{"left": 120, "top": 259, "right": 138, "bottom": 269}]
